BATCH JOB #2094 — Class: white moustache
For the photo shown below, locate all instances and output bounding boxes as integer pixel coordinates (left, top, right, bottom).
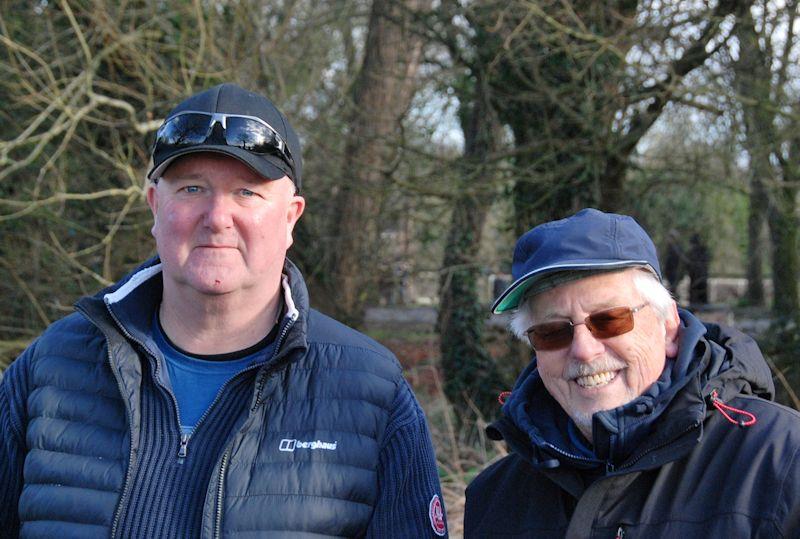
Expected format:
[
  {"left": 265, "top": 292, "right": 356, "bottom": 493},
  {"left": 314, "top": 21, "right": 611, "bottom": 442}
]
[{"left": 565, "top": 359, "right": 627, "bottom": 380}]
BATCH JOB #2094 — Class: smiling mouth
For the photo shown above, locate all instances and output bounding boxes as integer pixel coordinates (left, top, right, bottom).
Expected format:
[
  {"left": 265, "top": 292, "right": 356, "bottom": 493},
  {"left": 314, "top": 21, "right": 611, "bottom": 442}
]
[{"left": 574, "top": 370, "right": 618, "bottom": 389}]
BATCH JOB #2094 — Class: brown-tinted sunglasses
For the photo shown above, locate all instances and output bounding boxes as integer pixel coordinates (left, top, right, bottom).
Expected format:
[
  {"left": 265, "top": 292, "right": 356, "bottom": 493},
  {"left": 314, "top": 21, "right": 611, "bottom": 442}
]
[{"left": 526, "top": 303, "right": 649, "bottom": 351}]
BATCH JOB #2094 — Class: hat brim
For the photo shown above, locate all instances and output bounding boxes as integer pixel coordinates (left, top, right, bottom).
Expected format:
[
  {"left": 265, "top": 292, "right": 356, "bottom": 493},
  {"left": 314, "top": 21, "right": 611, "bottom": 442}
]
[
  {"left": 147, "top": 145, "right": 292, "bottom": 185},
  {"left": 491, "top": 260, "right": 656, "bottom": 314}
]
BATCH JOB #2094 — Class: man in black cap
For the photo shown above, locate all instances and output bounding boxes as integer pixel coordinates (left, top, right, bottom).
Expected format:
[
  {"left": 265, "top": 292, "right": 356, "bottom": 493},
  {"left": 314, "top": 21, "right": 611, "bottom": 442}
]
[
  {"left": 465, "top": 208, "right": 800, "bottom": 538},
  {"left": 1, "top": 84, "right": 448, "bottom": 538}
]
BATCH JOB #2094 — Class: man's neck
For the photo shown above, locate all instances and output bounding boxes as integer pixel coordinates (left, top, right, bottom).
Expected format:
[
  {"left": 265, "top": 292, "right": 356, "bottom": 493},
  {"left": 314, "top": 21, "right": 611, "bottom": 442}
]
[{"left": 158, "top": 282, "right": 283, "bottom": 356}]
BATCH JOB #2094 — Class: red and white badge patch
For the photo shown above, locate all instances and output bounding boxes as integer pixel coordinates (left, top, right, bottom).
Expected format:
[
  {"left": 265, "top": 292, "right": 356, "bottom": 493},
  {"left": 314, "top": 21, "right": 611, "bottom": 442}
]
[{"left": 428, "top": 493, "right": 446, "bottom": 536}]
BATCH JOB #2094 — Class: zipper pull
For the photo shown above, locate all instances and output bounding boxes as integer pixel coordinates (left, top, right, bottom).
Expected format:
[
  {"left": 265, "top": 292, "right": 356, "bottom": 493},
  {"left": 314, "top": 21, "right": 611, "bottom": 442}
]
[
  {"left": 178, "top": 433, "right": 190, "bottom": 459},
  {"left": 615, "top": 525, "right": 625, "bottom": 539}
]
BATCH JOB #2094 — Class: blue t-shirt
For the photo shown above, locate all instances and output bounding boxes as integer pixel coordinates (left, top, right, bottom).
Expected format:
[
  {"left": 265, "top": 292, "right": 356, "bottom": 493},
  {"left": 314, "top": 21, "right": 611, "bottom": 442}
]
[{"left": 153, "top": 316, "right": 277, "bottom": 434}]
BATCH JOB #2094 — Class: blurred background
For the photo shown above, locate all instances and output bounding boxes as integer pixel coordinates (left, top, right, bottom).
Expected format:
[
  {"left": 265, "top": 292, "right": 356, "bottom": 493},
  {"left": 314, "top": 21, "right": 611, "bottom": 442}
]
[{"left": 1, "top": 1, "right": 799, "bottom": 534}]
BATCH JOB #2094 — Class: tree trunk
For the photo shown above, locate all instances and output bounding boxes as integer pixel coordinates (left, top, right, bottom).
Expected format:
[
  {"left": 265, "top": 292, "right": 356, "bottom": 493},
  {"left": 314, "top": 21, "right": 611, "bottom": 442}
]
[
  {"left": 438, "top": 72, "right": 504, "bottom": 423},
  {"left": 768, "top": 197, "right": 799, "bottom": 317},
  {"left": 745, "top": 176, "right": 768, "bottom": 305},
  {"left": 326, "top": 0, "right": 429, "bottom": 327},
  {"left": 734, "top": 7, "right": 772, "bottom": 306},
  {"left": 733, "top": 4, "right": 798, "bottom": 318},
  {"left": 771, "top": 139, "right": 800, "bottom": 318}
]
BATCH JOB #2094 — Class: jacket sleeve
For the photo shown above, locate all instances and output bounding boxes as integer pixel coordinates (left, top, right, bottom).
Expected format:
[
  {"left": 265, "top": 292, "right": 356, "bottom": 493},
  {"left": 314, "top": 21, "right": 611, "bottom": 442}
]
[
  {"left": 0, "top": 345, "right": 33, "bottom": 536},
  {"left": 365, "top": 382, "right": 448, "bottom": 538}
]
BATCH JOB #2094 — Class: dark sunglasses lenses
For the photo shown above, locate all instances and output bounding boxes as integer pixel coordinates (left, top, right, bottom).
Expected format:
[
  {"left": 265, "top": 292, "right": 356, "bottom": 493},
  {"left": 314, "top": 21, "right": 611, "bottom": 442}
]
[
  {"left": 157, "top": 114, "right": 212, "bottom": 146},
  {"left": 528, "top": 322, "right": 575, "bottom": 351},
  {"left": 224, "top": 117, "right": 282, "bottom": 155},
  {"left": 527, "top": 306, "right": 635, "bottom": 351},
  {"left": 585, "top": 307, "right": 635, "bottom": 338},
  {"left": 155, "top": 114, "right": 290, "bottom": 162}
]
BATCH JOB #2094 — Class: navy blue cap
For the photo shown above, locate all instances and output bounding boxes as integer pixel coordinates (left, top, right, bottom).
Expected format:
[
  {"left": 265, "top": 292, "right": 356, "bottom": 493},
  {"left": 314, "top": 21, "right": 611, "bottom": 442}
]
[
  {"left": 492, "top": 208, "right": 661, "bottom": 313},
  {"left": 147, "top": 83, "right": 303, "bottom": 190}
]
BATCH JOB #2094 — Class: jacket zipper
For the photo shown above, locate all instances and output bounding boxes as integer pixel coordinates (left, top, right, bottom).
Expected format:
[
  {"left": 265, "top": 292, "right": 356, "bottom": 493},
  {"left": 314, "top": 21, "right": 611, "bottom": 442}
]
[
  {"left": 178, "top": 434, "right": 190, "bottom": 459},
  {"left": 156, "top": 309, "right": 299, "bottom": 460},
  {"left": 98, "top": 302, "right": 293, "bottom": 531},
  {"left": 212, "top": 310, "right": 298, "bottom": 537},
  {"left": 85, "top": 304, "right": 142, "bottom": 539},
  {"left": 97, "top": 292, "right": 299, "bottom": 536},
  {"left": 214, "top": 450, "right": 230, "bottom": 539},
  {"left": 105, "top": 341, "right": 137, "bottom": 539},
  {"left": 615, "top": 525, "right": 625, "bottom": 538},
  {"left": 614, "top": 420, "right": 701, "bottom": 472},
  {"left": 252, "top": 311, "right": 298, "bottom": 411},
  {"left": 543, "top": 441, "right": 603, "bottom": 467},
  {"left": 164, "top": 353, "right": 274, "bottom": 461}
]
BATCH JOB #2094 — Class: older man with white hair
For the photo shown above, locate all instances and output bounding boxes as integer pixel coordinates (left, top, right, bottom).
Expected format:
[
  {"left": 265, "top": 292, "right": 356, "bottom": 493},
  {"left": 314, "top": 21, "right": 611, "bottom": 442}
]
[{"left": 465, "top": 208, "right": 800, "bottom": 538}]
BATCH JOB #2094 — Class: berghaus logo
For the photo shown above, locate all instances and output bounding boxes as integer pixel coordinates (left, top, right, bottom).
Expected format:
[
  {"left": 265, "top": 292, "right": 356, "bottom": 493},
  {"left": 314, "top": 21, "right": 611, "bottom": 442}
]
[{"left": 279, "top": 438, "right": 338, "bottom": 452}]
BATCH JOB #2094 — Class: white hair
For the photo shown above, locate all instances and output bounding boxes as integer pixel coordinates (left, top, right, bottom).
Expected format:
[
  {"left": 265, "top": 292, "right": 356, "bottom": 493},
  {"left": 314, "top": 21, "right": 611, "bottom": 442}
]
[{"left": 508, "top": 268, "right": 675, "bottom": 345}]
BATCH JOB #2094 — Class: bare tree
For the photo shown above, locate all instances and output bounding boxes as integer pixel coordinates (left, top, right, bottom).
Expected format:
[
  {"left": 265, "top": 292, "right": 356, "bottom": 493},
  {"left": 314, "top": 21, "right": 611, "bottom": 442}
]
[
  {"left": 485, "top": 0, "right": 750, "bottom": 229},
  {"left": 437, "top": 70, "right": 506, "bottom": 423},
  {"left": 324, "top": 0, "right": 431, "bottom": 327},
  {"left": 732, "top": 0, "right": 800, "bottom": 318},
  {"left": 0, "top": 0, "right": 367, "bottom": 366}
]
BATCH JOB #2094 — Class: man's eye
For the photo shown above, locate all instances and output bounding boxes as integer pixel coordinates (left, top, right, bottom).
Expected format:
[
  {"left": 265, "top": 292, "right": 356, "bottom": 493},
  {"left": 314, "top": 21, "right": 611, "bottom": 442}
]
[
  {"left": 183, "top": 185, "right": 201, "bottom": 193},
  {"left": 240, "top": 188, "right": 256, "bottom": 197}
]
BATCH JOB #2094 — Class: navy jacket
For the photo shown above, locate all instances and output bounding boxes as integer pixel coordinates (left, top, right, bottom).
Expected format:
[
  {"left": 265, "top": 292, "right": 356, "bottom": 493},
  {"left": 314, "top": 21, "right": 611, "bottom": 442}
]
[
  {"left": 0, "top": 259, "right": 447, "bottom": 538},
  {"left": 465, "top": 311, "right": 800, "bottom": 538}
]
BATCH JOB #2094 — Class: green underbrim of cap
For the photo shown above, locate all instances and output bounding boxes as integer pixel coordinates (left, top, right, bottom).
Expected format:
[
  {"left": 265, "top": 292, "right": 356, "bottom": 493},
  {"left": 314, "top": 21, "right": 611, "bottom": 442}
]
[
  {"left": 492, "top": 263, "right": 659, "bottom": 314},
  {"left": 493, "top": 281, "right": 533, "bottom": 314}
]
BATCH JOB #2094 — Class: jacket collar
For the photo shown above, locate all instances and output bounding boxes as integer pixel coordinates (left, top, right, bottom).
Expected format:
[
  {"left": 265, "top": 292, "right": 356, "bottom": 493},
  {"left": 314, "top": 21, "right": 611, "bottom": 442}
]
[{"left": 76, "top": 256, "right": 310, "bottom": 366}]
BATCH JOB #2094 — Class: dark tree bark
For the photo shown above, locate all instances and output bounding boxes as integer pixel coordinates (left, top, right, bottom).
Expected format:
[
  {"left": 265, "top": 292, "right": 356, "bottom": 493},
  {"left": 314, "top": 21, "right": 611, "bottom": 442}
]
[
  {"left": 772, "top": 143, "right": 800, "bottom": 318},
  {"left": 733, "top": 2, "right": 800, "bottom": 318},
  {"left": 438, "top": 68, "right": 505, "bottom": 423},
  {"left": 745, "top": 178, "right": 768, "bottom": 305},
  {"left": 326, "top": 0, "right": 429, "bottom": 327},
  {"left": 734, "top": 7, "right": 772, "bottom": 306},
  {"left": 688, "top": 233, "right": 710, "bottom": 306}
]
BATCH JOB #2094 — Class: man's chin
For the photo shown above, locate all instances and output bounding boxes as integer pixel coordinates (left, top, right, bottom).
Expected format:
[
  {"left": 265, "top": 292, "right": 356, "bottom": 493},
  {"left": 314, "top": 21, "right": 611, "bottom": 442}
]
[{"left": 177, "top": 274, "right": 241, "bottom": 296}]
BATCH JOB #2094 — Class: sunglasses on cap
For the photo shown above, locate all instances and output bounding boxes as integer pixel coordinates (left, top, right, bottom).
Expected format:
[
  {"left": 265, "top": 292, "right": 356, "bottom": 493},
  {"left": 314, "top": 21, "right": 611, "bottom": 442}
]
[
  {"left": 526, "top": 303, "right": 649, "bottom": 351},
  {"left": 153, "top": 110, "right": 295, "bottom": 174}
]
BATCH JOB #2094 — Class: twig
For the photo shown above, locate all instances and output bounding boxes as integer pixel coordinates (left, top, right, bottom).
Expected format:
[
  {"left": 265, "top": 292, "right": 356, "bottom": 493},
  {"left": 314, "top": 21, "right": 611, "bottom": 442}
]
[
  {"left": 764, "top": 353, "right": 800, "bottom": 411},
  {"left": 0, "top": 258, "right": 50, "bottom": 326}
]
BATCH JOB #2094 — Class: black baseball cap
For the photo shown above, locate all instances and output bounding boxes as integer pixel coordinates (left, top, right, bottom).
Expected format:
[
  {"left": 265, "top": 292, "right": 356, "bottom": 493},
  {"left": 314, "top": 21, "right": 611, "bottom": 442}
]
[{"left": 147, "top": 83, "right": 303, "bottom": 190}]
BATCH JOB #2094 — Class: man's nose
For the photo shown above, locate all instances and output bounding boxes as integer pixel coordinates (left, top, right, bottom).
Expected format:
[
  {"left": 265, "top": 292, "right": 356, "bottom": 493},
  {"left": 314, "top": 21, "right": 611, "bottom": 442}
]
[
  {"left": 203, "top": 193, "right": 234, "bottom": 230},
  {"left": 569, "top": 323, "right": 605, "bottom": 362}
]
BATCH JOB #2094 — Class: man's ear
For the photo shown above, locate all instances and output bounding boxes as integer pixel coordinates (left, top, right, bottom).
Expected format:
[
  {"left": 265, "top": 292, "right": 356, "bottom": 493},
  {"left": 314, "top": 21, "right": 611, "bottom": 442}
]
[
  {"left": 146, "top": 182, "right": 158, "bottom": 233},
  {"left": 664, "top": 300, "right": 680, "bottom": 358},
  {"left": 284, "top": 194, "right": 305, "bottom": 248}
]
